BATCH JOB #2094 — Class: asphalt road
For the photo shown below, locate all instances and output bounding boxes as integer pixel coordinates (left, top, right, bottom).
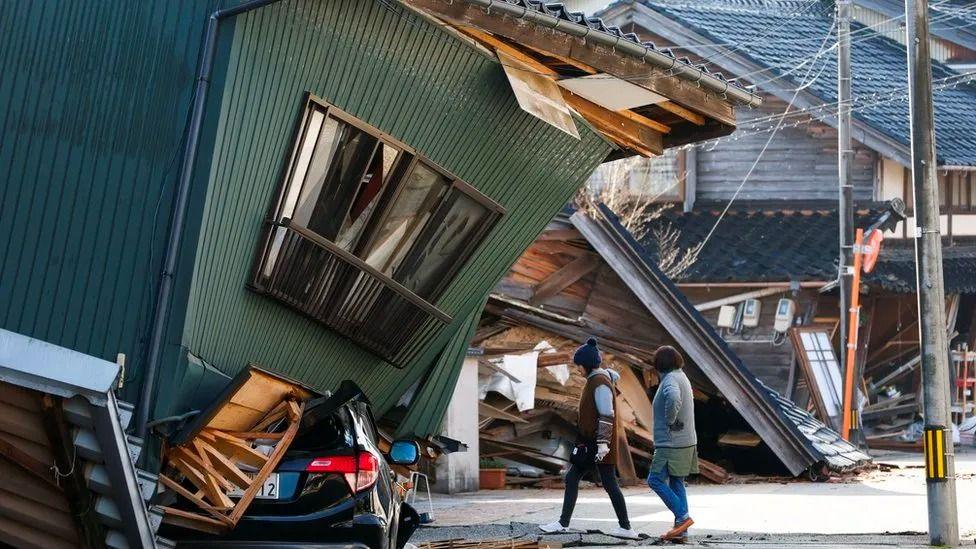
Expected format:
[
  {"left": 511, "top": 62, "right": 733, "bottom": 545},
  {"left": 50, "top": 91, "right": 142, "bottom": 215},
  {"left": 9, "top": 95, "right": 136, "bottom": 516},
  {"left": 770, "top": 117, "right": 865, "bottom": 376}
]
[{"left": 410, "top": 450, "right": 976, "bottom": 547}]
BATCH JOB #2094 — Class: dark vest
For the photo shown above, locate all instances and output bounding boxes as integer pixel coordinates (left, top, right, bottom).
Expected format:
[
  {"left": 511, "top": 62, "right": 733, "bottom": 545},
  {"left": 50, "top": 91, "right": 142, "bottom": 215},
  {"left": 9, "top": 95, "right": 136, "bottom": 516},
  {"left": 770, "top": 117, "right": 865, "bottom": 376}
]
[{"left": 578, "top": 373, "right": 619, "bottom": 465}]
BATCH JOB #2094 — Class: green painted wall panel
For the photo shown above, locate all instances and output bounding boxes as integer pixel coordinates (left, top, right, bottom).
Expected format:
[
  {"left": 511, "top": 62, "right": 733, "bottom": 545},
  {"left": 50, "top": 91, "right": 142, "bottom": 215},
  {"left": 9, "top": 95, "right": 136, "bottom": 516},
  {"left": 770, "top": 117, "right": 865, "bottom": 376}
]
[
  {"left": 0, "top": 0, "right": 217, "bottom": 400},
  {"left": 180, "top": 0, "right": 611, "bottom": 418}
]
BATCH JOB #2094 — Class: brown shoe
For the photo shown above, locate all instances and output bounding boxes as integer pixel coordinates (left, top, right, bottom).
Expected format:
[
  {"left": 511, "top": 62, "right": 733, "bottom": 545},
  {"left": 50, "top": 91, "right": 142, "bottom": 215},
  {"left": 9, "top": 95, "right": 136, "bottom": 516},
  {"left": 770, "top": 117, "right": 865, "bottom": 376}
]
[{"left": 661, "top": 517, "right": 694, "bottom": 540}]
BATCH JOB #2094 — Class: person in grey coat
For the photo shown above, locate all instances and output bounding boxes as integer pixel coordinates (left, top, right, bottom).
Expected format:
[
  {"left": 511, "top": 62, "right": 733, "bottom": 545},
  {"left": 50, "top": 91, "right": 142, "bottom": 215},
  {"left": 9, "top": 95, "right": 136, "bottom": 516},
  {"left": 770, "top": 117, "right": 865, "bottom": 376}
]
[{"left": 648, "top": 345, "right": 698, "bottom": 541}]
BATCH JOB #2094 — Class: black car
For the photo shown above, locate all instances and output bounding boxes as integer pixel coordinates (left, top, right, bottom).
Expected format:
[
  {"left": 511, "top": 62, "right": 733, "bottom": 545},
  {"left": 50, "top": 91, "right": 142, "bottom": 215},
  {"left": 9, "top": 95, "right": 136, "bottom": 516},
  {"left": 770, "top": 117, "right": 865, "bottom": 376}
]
[{"left": 161, "top": 381, "right": 422, "bottom": 549}]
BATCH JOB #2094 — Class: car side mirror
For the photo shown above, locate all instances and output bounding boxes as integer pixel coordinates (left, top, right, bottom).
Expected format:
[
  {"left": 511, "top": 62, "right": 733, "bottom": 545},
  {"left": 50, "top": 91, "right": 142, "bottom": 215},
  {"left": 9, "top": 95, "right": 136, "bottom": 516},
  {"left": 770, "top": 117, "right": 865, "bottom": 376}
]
[{"left": 388, "top": 440, "right": 420, "bottom": 466}]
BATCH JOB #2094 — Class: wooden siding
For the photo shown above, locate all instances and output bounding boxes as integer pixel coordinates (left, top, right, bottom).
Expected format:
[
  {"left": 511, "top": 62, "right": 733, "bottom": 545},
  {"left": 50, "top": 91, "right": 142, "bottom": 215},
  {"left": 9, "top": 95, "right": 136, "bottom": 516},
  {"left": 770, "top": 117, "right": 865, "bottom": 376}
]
[
  {"left": 0, "top": 384, "right": 77, "bottom": 549},
  {"left": 0, "top": 1, "right": 215, "bottom": 401},
  {"left": 178, "top": 0, "right": 612, "bottom": 415},
  {"left": 682, "top": 287, "right": 821, "bottom": 394},
  {"left": 695, "top": 95, "right": 877, "bottom": 202}
]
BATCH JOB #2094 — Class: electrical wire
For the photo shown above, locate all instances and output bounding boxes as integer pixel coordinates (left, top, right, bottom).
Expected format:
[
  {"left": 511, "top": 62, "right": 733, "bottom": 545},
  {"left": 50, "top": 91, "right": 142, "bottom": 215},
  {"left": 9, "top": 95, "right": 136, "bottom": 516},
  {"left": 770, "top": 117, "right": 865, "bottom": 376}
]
[{"left": 696, "top": 18, "right": 839, "bottom": 253}]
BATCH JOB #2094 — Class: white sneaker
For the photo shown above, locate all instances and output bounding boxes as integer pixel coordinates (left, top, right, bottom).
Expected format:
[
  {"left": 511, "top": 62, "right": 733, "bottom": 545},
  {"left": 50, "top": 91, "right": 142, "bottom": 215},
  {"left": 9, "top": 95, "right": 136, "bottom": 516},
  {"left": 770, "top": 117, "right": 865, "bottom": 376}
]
[
  {"left": 607, "top": 526, "right": 640, "bottom": 540},
  {"left": 539, "top": 520, "right": 571, "bottom": 534}
]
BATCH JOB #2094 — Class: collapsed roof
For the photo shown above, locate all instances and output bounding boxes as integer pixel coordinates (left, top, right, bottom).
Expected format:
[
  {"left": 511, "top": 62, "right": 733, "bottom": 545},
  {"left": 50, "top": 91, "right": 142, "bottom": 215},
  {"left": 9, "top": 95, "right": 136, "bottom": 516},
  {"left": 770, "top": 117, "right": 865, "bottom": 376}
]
[{"left": 570, "top": 205, "right": 870, "bottom": 475}]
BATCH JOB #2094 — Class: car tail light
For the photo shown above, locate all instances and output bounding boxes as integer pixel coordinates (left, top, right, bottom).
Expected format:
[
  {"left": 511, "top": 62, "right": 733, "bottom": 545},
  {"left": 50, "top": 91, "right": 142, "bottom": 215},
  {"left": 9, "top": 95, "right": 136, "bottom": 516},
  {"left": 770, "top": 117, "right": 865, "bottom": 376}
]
[{"left": 306, "top": 452, "right": 379, "bottom": 493}]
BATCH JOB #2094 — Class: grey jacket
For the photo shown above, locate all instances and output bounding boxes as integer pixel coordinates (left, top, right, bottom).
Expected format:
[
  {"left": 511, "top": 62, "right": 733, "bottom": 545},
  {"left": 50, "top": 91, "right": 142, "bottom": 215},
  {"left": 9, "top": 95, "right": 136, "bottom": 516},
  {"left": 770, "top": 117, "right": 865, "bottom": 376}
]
[
  {"left": 589, "top": 368, "right": 619, "bottom": 444},
  {"left": 652, "top": 369, "right": 697, "bottom": 448}
]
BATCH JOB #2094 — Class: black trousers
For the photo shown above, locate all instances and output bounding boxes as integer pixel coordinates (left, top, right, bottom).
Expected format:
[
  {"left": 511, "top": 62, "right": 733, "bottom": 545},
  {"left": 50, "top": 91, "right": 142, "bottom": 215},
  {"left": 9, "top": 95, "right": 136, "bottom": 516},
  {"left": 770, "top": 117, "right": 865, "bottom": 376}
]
[{"left": 558, "top": 463, "right": 630, "bottom": 529}]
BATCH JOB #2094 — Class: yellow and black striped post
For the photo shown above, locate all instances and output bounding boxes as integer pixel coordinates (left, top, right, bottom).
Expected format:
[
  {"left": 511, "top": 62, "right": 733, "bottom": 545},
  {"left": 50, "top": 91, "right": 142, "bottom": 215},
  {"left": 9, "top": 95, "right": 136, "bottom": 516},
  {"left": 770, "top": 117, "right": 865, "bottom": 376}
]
[{"left": 923, "top": 426, "right": 949, "bottom": 482}]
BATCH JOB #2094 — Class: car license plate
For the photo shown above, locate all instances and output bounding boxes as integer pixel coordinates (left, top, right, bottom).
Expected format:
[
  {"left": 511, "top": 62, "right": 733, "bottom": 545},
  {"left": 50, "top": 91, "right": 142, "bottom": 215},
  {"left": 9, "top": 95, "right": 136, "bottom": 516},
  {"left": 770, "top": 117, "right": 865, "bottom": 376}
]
[{"left": 229, "top": 473, "right": 279, "bottom": 500}]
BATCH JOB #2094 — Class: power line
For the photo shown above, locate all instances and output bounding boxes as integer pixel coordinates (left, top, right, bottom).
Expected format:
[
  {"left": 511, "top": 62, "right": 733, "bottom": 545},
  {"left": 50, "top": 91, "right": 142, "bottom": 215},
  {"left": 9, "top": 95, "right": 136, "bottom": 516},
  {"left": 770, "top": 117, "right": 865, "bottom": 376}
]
[{"left": 696, "top": 17, "right": 838, "bottom": 253}]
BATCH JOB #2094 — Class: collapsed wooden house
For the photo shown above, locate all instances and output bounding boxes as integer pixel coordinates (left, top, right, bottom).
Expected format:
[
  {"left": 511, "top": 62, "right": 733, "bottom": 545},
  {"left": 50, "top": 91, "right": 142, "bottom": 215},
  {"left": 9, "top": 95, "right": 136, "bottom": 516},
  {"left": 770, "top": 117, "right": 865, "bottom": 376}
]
[
  {"left": 634, "top": 206, "right": 976, "bottom": 450},
  {"left": 467, "top": 205, "right": 869, "bottom": 485}
]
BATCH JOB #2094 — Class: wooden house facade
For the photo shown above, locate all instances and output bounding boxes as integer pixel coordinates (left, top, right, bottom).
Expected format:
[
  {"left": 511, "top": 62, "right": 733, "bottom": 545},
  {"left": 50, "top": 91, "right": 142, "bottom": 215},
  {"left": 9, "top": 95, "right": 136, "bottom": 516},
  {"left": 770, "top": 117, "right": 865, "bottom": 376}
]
[{"left": 588, "top": 0, "right": 976, "bottom": 442}]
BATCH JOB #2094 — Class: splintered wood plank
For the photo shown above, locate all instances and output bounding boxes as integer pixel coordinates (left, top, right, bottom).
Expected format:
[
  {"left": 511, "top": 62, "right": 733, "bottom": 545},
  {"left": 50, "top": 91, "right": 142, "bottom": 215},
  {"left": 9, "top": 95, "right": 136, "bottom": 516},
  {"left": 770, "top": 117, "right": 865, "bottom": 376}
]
[
  {"left": 158, "top": 474, "right": 234, "bottom": 525},
  {"left": 172, "top": 448, "right": 234, "bottom": 508},
  {"left": 229, "top": 401, "right": 304, "bottom": 523},
  {"left": 478, "top": 401, "right": 529, "bottom": 424},
  {"left": 206, "top": 429, "right": 269, "bottom": 469},
  {"left": 456, "top": 26, "right": 559, "bottom": 77},
  {"left": 250, "top": 401, "right": 290, "bottom": 432},
  {"left": 221, "top": 431, "right": 285, "bottom": 440},
  {"left": 657, "top": 101, "right": 706, "bottom": 125},
  {"left": 529, "top": 253, "right": 601, "bottom": 306},
  {"left": 169, "top": 454, "right": 231, "bottom": 510},
  {"left": 205, "top": 402, "right": 267, "bottom": 433},
  {"left": 561, "top": 91, "right": 663, "bottom": 156},
  {"left": 286, "top": 400, "right": 302, "bottom": 422},
  {"left": 616, "top": 366, "right": 654, "bottom": 431},
  {"left": 205, "top": 369, "right": 313, "bottom": 432},
  {"left": 160, "top": 506, "right": 229, "bottom": 535},
  {"left": 194, "top": 439, "right": 252, "bottom": 490}
]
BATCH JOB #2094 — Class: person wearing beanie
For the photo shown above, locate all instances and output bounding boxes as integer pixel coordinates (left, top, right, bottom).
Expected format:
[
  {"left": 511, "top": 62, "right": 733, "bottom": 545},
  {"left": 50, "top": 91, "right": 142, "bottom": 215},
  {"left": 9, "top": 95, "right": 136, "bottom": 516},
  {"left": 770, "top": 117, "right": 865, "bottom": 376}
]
[
  {"left": 539, "top": 338, "right": 638, "bottom": 540},
  {"left": 647, "top": 345, "right": 698, "bottom": 542}
]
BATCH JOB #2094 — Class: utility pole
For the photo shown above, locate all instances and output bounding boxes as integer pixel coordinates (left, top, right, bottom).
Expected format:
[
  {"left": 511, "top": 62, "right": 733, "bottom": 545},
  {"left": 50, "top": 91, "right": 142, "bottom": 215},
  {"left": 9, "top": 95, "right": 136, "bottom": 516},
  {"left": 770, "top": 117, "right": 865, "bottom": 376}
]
[
  {"left": 837, "top": 0, "right": 857, "bottom": 442},
  {"left": 905, "top": 0, "right": 959, "bottom": 545}
]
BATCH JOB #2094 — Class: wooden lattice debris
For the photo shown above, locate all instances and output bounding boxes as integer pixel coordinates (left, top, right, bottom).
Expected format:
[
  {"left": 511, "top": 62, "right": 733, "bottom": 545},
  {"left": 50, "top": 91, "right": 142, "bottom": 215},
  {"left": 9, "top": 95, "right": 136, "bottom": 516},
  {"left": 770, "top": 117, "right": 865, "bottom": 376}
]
[{"left": 158, "top": 366, "right": 314, "bottom": 533}]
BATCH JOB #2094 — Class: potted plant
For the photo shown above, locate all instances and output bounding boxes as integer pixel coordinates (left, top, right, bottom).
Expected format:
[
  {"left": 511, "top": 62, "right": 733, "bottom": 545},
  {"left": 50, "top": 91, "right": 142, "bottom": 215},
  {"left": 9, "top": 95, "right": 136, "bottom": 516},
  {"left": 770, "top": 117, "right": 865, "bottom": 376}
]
[{"left": 479, "top": 458, "right": 507, "bottom": 490}]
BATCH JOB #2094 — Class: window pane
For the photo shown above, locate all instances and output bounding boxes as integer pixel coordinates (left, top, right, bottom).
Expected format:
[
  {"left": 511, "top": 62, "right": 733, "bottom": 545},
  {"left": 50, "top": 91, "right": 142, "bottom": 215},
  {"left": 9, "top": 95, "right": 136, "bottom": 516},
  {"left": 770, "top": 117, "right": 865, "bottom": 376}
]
[
  {"left": 362, "top": 162, "right": 449, "bottom": 274},
  {"left": 334, "top": 142, "right": 403, "bottom": 250},
  {"left": 281, "top": 109, "right": 326, "bottom": 220},
  {"left": 395, "top": 189, "right": 491, "bottom": 299},
  {"left": 296, "top": 118, "right": 380, "bottom": 243}
]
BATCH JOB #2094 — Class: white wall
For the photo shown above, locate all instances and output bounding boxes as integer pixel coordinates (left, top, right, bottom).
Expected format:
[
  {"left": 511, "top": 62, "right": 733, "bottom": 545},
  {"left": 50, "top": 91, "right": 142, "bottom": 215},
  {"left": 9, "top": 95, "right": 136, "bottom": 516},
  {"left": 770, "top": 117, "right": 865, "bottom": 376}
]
[
  {"left": 433, "top": 357, "right": 480, "bottom": 494},
  {"left": 880, "top": 157, "right": 905, "bottom": 201}
]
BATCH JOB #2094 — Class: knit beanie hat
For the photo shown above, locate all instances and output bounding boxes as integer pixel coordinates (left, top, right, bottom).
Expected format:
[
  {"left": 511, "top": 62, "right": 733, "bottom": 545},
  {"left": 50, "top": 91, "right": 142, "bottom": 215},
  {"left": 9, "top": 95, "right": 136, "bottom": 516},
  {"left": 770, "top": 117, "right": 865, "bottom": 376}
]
[{"left": 573, "top": 337, "right": 602, "bottom": 371}]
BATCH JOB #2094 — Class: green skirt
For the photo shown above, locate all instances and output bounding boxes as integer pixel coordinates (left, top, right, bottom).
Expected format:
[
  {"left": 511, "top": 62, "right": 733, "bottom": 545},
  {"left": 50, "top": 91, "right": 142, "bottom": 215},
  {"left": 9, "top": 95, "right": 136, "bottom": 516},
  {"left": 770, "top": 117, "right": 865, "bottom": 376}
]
[{"left": 650, "top": 445, "right": 700, "bottom": 477}]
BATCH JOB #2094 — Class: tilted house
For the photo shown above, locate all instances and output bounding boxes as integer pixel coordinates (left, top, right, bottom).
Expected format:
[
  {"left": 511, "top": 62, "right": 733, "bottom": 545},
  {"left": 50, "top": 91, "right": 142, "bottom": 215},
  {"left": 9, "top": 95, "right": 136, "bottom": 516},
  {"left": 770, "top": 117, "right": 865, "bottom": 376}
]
[
  {"left": 0, "top": 0, "right": 758, "bottom": 457},
  {"left": 594, "top": 0, "right": 976, "bottom": 439}
]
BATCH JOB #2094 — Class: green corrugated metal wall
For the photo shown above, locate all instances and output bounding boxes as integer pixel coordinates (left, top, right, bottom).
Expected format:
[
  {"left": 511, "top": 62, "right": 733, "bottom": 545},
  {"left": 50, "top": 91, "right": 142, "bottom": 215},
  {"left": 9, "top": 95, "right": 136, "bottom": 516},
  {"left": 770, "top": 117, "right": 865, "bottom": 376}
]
[
  {"left": 0, "top": 0, "right": 216, "bottom": 401},
  {"left": 396, "top": 297, "right": 484, "bottom": 437},
  {"left": 178, "top": 0, "right": 612, "bottom": 418}
]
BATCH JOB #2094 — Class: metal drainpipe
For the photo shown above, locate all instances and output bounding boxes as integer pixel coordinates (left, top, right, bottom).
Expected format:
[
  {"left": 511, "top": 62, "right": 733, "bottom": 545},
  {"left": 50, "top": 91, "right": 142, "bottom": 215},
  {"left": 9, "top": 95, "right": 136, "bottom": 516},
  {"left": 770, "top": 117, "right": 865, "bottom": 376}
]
[
  {"left": 457, "top": 0, "right": 762, "bottom": 107},
  {"left": 135, "top": 0, "right": 287, "bottom": 439}
]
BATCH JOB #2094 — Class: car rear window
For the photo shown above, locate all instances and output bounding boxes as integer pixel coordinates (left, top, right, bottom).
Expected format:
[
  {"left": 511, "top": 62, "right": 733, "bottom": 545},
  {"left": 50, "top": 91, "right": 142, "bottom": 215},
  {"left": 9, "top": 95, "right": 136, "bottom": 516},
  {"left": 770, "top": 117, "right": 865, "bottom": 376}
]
[{"left": 291, "top": 405, "right": 355, "bottom": 452}]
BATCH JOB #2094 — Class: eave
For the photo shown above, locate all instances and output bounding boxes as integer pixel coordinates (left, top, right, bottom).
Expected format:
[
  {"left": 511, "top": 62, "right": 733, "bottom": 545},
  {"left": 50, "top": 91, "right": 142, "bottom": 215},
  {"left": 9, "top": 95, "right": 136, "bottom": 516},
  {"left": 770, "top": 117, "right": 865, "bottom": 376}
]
[
  {"left": 402, "top": 0, "right": 762, "bottom": 157},
  {"left": 602, "top": 1, "right": 915, "bottom": 167}
]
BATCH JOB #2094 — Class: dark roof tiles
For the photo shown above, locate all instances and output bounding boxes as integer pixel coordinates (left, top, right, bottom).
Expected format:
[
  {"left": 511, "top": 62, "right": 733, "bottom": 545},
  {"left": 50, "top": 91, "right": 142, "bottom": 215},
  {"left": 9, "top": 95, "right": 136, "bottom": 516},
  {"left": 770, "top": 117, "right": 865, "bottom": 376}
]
[
  {"left": 634, "top": 0, "right": 976, "bottom": 166},
  {"left": 638, "top": 206, "right": 976, "bottom": 293}
]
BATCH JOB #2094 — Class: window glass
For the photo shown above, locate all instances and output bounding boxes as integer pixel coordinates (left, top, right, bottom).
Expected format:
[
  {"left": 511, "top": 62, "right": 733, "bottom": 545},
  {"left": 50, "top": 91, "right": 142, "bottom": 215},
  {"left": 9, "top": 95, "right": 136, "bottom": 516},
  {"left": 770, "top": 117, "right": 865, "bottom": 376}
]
[
  {"left": 335, "top": 142, "right": 403, "bottom": 250},
  {"left": 362, "top": 162, "right": 450, "bottom": 274},
  {"left": 281, "top": 109, "right": 326, "bottom": 220},
  {"left": 395, "top": 190, "right": 491, "bottom": 298},
  {"left": 295, "top": 119, "right": 381, "bottom": 244}
]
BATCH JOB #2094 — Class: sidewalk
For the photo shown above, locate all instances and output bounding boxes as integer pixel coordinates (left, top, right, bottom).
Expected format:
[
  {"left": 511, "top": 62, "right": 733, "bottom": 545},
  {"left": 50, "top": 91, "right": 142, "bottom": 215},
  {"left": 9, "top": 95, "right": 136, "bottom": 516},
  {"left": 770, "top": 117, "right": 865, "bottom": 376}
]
[{"left": 411, "top": 451, "right": 976, "bottom": 547}]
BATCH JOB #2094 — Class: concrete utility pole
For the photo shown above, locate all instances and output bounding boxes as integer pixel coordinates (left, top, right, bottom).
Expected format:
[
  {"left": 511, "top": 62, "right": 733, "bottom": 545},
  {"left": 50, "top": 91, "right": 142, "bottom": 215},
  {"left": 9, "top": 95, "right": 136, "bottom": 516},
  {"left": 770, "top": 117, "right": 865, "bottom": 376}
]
[
  {"left": 837, "top": 0, "right": 857, "bottom": 441},
  {"left": 904, "top": 0, "right": 959, "bottom": 545}
]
